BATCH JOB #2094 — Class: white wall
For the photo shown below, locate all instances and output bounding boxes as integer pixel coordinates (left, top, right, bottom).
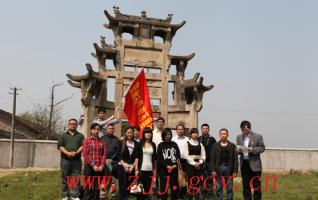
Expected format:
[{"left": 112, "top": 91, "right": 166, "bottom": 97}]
[{"left": 1, "top": 139, "right": 317, "bottom": 171}]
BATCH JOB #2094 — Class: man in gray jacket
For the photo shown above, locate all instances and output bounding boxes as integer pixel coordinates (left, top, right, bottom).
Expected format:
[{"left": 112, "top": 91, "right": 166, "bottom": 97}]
[{"left": 236, "top": 121, "right": 265, "bottom": 200}]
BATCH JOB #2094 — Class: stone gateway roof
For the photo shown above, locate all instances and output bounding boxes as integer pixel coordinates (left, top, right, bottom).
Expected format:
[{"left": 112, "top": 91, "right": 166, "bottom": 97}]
[
  {"left": 104, "top": 7, "right": 185, "bottom": 28},
  {"left": 104, "top": 7, "right": 186, "bottom": 36}
]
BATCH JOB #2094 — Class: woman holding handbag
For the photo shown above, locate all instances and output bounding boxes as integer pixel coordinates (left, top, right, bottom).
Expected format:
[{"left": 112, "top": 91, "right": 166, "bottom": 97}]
[
  {"left": 118, "top": 126, "right": 141, "bottom": 200},
  {"left": 137, "top": 127, "right": 156, "bottom": 200}
]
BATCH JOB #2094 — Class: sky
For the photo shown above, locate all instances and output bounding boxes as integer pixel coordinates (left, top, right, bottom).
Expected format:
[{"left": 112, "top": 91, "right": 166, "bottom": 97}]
[{"left": 0, "top": 0, "right": 317, "bottom": 148}]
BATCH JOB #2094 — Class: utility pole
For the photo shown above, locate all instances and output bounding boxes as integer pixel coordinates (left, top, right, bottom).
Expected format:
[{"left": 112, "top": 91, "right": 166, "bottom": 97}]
[
  {"left": 47, "top": 83, "right": 63, "bottom": 139},
  {"left": 47, "top": 82, "right": 73, "bottom": 140},
  {"left": 9, "top": 87, "right": 21, "bottom": 168}
]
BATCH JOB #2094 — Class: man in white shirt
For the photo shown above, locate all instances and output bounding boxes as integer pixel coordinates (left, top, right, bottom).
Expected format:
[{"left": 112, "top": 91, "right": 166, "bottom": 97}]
[
  {"left": 172, "top": 124, "right": 189, "bottom": 160},
  {"left": 92, "top": 108, "right": 120, "bottom": 138},
  {"left": 152, "top": 117, "right": 165, "bottom": 147},
  {"left": 172, "top": 123, "right": 189, "bottom": 200},
  {"left": 152, "top": 117, "right": 165, "bottom": 197}
]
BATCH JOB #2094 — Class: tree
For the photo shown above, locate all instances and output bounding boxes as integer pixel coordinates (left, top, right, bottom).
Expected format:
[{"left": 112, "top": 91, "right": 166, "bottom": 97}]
[{"left": 19, "top": 103, "right": 65, "bottom": 140}]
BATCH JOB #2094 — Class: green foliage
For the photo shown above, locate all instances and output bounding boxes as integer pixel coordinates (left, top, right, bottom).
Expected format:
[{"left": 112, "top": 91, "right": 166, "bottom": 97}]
[{"left": 19, "top": 103, "right": 64, "bottom": 140}]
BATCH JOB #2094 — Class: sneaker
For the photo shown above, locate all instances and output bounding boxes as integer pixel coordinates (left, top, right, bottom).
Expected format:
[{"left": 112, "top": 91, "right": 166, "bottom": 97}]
[
  {"left": 70, "top": 198, "right": 80, "bottom": 200},
  {"left": 62, "top": 198, "right": 69, "bottom": 200}
]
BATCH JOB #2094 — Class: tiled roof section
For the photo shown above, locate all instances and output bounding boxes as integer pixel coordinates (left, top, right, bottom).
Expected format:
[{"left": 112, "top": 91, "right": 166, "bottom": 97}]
[{"left": 104, "top": 7, "right": 186, "bottom": 33}]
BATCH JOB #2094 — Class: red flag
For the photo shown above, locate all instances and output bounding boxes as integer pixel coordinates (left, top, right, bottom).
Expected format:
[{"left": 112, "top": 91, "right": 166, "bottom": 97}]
[{"left": 124, "top": 69, "right": 153, "bottom": 137}]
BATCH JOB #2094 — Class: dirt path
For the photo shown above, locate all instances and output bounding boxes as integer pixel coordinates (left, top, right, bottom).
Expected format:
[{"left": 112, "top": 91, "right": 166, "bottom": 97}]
[{"left": 0, "top": 168, "right": 58, "bottom": 178}]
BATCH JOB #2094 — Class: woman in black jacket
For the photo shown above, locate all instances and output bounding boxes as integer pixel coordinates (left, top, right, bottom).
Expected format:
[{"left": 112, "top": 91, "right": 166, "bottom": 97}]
[
  {"left": 184, "top": 128, "right": 206, "bottom": 200},
  {"left": 156, "top": 128, "right": 180, "bottom": 200},
  {"left": 137, "top": 127, "right": 156, "bottom": 200},
  {"left": 118, "top": 126, "right": 141, "bottom": 200}
]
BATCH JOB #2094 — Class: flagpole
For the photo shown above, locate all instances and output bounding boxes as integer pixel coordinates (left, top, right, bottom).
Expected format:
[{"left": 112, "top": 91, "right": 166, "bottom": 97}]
[
  {"left": 123, "top": 67, "right": 144, "bottom": 97},
  {"left": 114, "top": 68, "right": 144, "bottom": 116}
]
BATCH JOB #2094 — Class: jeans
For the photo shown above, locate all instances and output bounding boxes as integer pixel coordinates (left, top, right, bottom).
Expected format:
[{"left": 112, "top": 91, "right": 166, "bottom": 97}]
[
  {"left": 103, "top": 159, "right": 114, "bottom": 192},
  {"left": 216, "top": 165, "right": 233, "bottom": 200},
  {"left": 60, "top": 158, "right": 82, "bottom": 198},
  {"left": 202, "top": 164, "right": 215, "bottom": 200}
]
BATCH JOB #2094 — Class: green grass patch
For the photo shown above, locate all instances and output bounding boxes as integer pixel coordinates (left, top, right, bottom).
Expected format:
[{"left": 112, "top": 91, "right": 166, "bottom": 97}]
[
  {"left": 233, "top": 171, "right": 318, "bottom": 200},
  {"left": 0, "top": 170, "right": 60, "bottom": 200},
  {"left": 0, "top": 170, "right": 317, "bottom": 199}
]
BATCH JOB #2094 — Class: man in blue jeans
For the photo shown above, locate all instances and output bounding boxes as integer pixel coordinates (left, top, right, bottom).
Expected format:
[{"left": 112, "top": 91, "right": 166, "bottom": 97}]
[
  {"left": 57, "top": 119, "right": 84, "bottom": 200},
  {"left": 211, "top": 128, "right": 238, "bottom": 200}
]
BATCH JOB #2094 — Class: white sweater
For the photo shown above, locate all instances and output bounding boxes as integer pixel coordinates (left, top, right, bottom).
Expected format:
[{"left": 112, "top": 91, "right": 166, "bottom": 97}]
[{"left": 184, "top": 139, "right": 206, "bottom": 166}]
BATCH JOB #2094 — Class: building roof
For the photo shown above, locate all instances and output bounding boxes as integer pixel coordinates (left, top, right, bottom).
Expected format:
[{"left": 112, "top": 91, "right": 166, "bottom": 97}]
[
  {"left": 0, "top": 109, "right": 41, "bottom": 138},
  {"left": 104, "top": 7, "right": 186, "bottom": 34},
  {"left": 170, "top": 53, "right": 195, "bottom": 65}
]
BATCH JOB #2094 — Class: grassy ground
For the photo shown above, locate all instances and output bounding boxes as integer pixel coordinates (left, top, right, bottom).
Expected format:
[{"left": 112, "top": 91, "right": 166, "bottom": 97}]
[
  {"left": 0, "top": 169, "right": 317, "bottom": 200},
  {"left": 0, "top": 169, "right": 60, "bottom": 200}
]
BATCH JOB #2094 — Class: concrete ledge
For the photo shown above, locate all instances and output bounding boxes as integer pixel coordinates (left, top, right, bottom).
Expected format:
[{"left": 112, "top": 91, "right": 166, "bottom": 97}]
[
  {"left": 0, "top": 139, "right": 57, "bottom": 144},
  {"left": 266, "top": 147, "right": 318, "bottom": 151},
  {"left": 0, "top": 139, "right": 317, "bottom": 170},
  {"left": 261, "top": 148, "right": 318, "bottom": 171}
]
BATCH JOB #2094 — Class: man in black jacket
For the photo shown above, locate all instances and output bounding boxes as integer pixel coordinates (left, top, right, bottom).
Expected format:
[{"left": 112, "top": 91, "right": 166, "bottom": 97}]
[
  {"left": 101, "top": 123, "right": 120, "bottom": 199},
  {"left": 211, "top": 128, "right": 238, "bottom": 200},
  {"left": 199, "top": 123, "right": 216, "bottom": 200}
]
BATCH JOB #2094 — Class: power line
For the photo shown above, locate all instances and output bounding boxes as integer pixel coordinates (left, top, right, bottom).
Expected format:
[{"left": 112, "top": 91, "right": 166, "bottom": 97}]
[
  {"left": 0, "top": 96, "right": 47, "bottom": 101},
  {"left": 204, "top": 108, "right": 318, "bottom": 117},
  {"left": 19, "top": 97, "right": 33, "bottom": 111},
  {"left": 20, "top": 90, "right": 41, "bottom": 107},
  {"left": 0, "top": 96, "right": 11, "bottom": 99},
  {"left": 0, "top": 79, "right": 13, "bottom": 87}
]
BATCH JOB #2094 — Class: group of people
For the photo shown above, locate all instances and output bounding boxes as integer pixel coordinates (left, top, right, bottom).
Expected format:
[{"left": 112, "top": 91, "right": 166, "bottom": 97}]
[{"left": 57, "top": 109, "right": 265, "bottom": 200}]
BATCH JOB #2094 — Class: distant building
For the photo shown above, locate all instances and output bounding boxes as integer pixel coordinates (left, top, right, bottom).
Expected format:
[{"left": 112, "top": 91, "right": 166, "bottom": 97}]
[{"left": 0, "top": 109, "right": 41, "bottom": 139}]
